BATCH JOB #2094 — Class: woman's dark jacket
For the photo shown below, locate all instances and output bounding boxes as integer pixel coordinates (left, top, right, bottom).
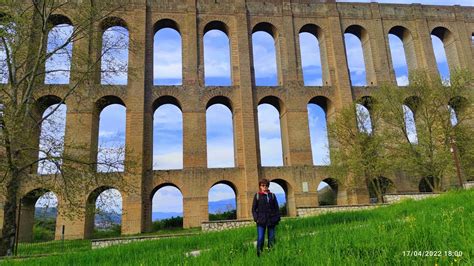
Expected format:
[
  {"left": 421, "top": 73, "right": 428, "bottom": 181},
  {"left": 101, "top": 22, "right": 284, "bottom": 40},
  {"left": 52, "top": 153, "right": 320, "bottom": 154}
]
[{"left": 252, "top": 192, "right": 281, "bottom": 226}]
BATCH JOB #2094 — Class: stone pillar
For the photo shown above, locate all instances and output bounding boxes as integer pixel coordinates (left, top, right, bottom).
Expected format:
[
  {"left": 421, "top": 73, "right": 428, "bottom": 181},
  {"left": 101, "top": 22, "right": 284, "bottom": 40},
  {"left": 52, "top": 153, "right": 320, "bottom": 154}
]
[
  {"left": 121, "top": 5, "right": 150, "bottom": 236},
  {"left": 368, "top": 3, "right": 395, "bottom": 84},
  {"left": 182, "top": 171, "right": 209, "bottom": 227},
  {"left": 411, "top": 4, "right": 438, "bottom": 75},
  {"left": 181, "top": 1, "right": 207, "bottom": 169},
  {"left": 453, "top": 6, "right": 474, "bottom": 71},
  {"left": 57, "top": 5, "right": 98, "bottom": 240},
  {"left": 325, "top": 4, "right": 353, "bottom": 108},
  {"left": 55, "top": 197, "right": 86, "bottom": 240},
  {"left": 280, "top": 107, "right": 313, "bottom": 166},
  {"left": 278, "top": 3, "right": 313, "bottom": 166},
  {"left": 233, "top": 1, "right": 261, "bottom": 219},
  {"left": 18, "top": 199, "right": 35, "bottom": 242}
]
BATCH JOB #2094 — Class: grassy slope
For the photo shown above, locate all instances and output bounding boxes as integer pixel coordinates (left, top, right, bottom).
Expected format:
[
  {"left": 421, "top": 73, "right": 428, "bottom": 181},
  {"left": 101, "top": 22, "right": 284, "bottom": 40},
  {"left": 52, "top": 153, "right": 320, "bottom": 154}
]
[{"left": 3, "top": 189, "right": 473, "bottom": 265}]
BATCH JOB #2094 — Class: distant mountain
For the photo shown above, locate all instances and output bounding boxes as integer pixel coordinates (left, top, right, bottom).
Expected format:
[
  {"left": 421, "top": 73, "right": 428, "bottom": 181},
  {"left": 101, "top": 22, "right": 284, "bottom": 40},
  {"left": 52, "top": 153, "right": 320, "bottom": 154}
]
[
  {"left": 35, "top": 207, "right": 57, "bottom": 220},
  {"left": 152, "top": 212, "right": 182, "bottom": 221},
  {"left": 36, "top": 194, "right": 287, "bottom": 224}
]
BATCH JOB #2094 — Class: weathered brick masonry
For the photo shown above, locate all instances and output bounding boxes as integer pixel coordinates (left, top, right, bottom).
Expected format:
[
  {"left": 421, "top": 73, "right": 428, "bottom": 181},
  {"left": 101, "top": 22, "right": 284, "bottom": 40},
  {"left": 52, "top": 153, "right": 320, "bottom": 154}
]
[{"left": 0, "top": 0, "right": 473, "bottom": 241}]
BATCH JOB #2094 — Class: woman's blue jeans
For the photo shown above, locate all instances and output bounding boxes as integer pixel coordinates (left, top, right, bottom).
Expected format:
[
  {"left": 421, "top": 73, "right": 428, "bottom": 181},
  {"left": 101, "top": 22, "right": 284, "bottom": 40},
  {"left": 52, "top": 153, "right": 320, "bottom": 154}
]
[{"left": 257, "top": 225, "right": 275, "bottom": 253}]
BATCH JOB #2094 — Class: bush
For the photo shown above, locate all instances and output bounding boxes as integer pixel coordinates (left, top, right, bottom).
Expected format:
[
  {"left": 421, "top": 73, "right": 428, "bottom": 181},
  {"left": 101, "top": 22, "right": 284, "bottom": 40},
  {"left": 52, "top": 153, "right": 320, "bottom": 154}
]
[
  {"left": 92, "top": 224, "right": 121, "bottom": 239},
  {"left": 209, "top": 210, "right": 236, "bottom": 221},
  {"left": 152, "top": 216, "right": 183, "bottom": 231},
  {"left": 33, "top": 218, "right": 56, "bottom": 242}
]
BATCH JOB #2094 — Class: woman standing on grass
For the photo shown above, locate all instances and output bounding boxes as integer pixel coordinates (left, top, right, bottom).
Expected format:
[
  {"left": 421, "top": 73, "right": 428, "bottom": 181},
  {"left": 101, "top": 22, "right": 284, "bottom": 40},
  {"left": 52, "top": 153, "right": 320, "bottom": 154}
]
[{"left": 252, "top": 178, "right": 281, "bottom": 257}]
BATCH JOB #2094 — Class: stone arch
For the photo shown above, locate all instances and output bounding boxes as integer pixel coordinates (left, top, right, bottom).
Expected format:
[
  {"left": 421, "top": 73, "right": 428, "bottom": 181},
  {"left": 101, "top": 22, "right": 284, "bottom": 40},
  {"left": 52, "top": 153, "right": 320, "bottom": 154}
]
[
  {"left": 47, "top": 14, "right": 73, "bottom": 28},
  {"left": 36, "top": 95, "right": 63, "bottom": 115},
  {"left": 100, "top": 17, "right": 128, "bottom": 31},
  {"left": 150, "top": 183, "right": 183, "bottom": 230},
  {"left": 208, "top": 180, "right": 238, "bottom": 221},
  {"left": 419, "top": 176, "right": 437, "bottom": 192},
  {"left": 203, "top": 21, "right": 232, "bottom": 86},
  {"left": 152, "top": 96, "right": 183, "bottom": 170},
  {"left": 154, "top": 18, "right": 180, "bottom": 34},
  {"left": 204, "top": 20, "right": 229, "bottom": 36},
  {"left": 448, "top": 96, "right": 469, "bottom": 119},
  {"left": 84, "top": 186, "right": 122, "bottom": 239},
  {"left": 431, "top": 26, "right": 460, "bottom": 78},
  {"left": 269, "top": 178, "right": 294, "bottom": 217},
  {"left": 308, "top": 96, "right": 332, "bottom": 165},
  {"left": 18, "top": 188, "right": 59, "bottom": 242},
  {"left": 388, "top": 26, "right": 417, "bottom": 79},
  {"left": 317, "top": 178, "right": 340, "bottom": 206},
  {"left": 252, "top": 22, "right": 280, "bottom": 86},
  {"left": 153, "top": 95, "right": 182, "bottom": 112},
  {"left": 367, "top": 176, "right": 396, "bottom": 203},
  {"left": 344, "top": 25, "right": 376, "bottom": 86},
  {"left": 298, "top": 24, "right": 330, "bottom": 86},
  {"left": 154, "top": 18, "right": 182, "bottom": 85}
]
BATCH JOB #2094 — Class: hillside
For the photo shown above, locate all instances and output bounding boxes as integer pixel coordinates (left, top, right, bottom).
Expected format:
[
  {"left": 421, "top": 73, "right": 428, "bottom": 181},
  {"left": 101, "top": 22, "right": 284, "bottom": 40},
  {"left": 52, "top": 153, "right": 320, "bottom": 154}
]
[{"left": 6, "top": 189, "right": 473, "bottom": 265}]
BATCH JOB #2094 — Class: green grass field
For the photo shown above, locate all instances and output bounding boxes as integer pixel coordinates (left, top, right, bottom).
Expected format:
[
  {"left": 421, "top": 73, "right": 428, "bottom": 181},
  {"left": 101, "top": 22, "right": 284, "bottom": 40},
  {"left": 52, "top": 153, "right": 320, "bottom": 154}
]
[{"left": 3, "top": 189, "right": 473, "bottom": 265}]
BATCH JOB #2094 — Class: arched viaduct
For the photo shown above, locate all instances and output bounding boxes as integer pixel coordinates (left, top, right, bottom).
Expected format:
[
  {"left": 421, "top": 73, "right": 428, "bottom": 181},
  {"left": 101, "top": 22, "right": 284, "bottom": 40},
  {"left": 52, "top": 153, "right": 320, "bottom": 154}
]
[{"left": 0, "top": 0, "right": 473, "bottom": 241}]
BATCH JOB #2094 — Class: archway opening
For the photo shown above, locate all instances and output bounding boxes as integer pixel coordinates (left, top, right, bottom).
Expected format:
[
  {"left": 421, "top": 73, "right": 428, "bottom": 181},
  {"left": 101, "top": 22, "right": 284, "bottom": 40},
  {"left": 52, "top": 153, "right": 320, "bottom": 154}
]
[
  {"left": 97, "top": 103, "right": 126, "bottom": 173},
  {"left": 299, "top": 31, "right": 322, "bottom": 86},
  {"left": 402, "top": 104, "right": 418, "bottom": 144},
  {"left": 258, "top": 102, "right": 283, "bottom": 166},
  {"left": 206, "top": 102, "right": 234, "bottom": 168},
  {"left": 153, "top": 102, "right": 183, "bottom": 170},
  {"left": 308, "top": 99, "right": 330, "bottom": 165},
  {"left": 419, "top": 176, "right": 436, "bottom": 192},
  {"left": 86, "top": 187, "right": 122, "bottom": 239},
  {"left": 204, "top": 28, "right": 231, "bottom": 86},
  {"left": 101, "top": 25, "right": 129, "bottom": 85},
  {"left": 367, "top": 176, "right": 396, "bottom": 203},
  {"left": 344, "top": 26, "right": 368, "bottom": 86},
  {"left": 37, "top": 103, "right": 67, "bottom": 175},
  {"left": 269, "top": 180, "right": 288, "bottom": 216},
  {"left": 388, "top": 33, "right": 409, "bottom": 86},
  {"left": 252, "top": 24, "right": 278, "bottom": 86},
  {"left": 317, "top": 178, "right": 338, "bottom": 206},
  {"left": 151, "top": 185, "right": 183, "bottom": 231},
  {"left": 154, "top": 25, "right": 182, "bottom": 85},
  {"left": 19, "top": 189, "right": 58, "bottom": 243},
  {"left": 356, "top": 103, "right": 372, "bottom": 134},
  {"left": 45, "top": 23, "right": 73, "bottom": 84},
  {"left": 208, "top": 182, "right": 237, "bottom": 221}
]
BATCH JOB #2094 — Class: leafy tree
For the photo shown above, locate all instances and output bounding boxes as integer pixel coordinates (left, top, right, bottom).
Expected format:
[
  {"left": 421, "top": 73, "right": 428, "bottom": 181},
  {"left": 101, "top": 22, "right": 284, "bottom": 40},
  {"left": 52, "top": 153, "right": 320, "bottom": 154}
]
[
  {"left": 0, "top": 0, "right": 133, "bottom": 256},
  {"left": 329, "top": 70, "right": 473, "bottom": 204},
  {"left": 328, "top": 97, "right": 391, "bottom": 203}
]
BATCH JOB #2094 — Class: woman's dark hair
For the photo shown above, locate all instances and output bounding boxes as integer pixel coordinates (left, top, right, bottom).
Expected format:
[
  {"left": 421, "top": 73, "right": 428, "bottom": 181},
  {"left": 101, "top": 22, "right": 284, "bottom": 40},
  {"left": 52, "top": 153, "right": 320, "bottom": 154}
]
[{"left": 258, "top": 178, "right": 270, "bottom": 186}]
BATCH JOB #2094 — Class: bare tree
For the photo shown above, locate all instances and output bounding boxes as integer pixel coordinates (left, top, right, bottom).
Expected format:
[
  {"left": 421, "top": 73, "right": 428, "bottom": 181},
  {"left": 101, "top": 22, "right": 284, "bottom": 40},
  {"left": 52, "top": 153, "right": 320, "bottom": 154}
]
[{"left": 0, "top": 0, "right": 133, "bottom": 256}]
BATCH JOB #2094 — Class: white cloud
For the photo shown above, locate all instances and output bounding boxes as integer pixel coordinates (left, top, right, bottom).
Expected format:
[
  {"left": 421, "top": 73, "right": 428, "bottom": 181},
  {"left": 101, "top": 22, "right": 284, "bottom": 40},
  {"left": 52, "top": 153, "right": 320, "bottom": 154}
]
[
  {"left": 152, "top": 186, "right": 183, "bottom": 212},
  {"left": 252, "top": 31, "right": 278, "bottom": 79},
  {"left": 396, "top": 75, "right": 409, "bottom": 86},
  {"left": 154, "top": 28, "right": 183, "bottom": 83},
  {"left": 209, "top": 184, "right": 236, "bottom": 202},
  {"left": 153, "top": 151, "right": 183, "bottom": 170},
  {"left": 204, "top": 30, "right": 231, "bottom": 79}
]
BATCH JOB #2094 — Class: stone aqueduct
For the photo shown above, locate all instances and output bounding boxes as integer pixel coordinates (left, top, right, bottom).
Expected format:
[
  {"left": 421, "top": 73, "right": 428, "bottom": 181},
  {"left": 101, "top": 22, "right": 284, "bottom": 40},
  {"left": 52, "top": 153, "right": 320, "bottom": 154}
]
[{"left": 0, "top": 0, "right": 473, "bottom": 241}]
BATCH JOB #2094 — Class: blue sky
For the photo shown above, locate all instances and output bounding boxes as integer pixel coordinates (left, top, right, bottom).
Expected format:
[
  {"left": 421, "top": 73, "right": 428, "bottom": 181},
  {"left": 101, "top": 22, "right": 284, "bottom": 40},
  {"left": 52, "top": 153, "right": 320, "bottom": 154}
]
[{"left": 22, "top": 0, "right": 468, "bottom": 222}]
